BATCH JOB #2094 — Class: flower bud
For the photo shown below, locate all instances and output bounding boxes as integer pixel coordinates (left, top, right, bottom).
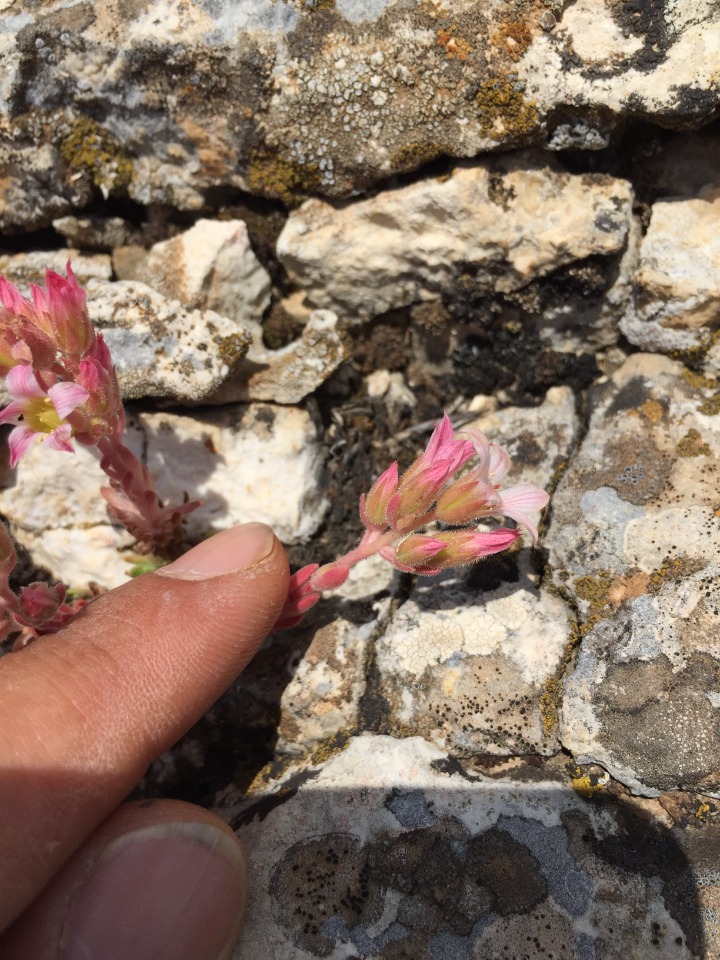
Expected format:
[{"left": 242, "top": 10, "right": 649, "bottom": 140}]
[
  {"left": 412, "top": 527, "right": 520, "bottom": 573},
  {"left": 393, "top": 534, "right": 446, "bottom": 567},
  {"left": 311, "top": 562, "right": 351, "bottom": 592},
  {"left": 361, "top": 462, "right": 399, "bottom": 528}
]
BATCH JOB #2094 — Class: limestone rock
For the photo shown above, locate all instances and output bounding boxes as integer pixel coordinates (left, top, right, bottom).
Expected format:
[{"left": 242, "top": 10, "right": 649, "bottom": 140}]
[
  {"left": 374, "top": 388, "right": 579, "bottom": 757},
  {"left": 2, "top": 1, "right": 719, "bottom": 226},
  {"left": 0, "top": 422, "right": 145, "bottom": 590},
  {"left": 85, "top": 279, "right": 253, "bottom": 403},
  {"left": 546, "top": 354, "right": 720, "bottom": 795},
  {"left": 141, "top": 403, "right": 327, "bottom": 545},
  {"left": 119, "top": 218, "right": 272, "bottom": 325},
  {"left": 620, "top": 195, "right": 720, "bottom": 368},
  {"left": 277, "top": 157, "right": 633, "bottom": 323},
  {"left": 52, "top": 214, "right": 140, "bottom": 251},
  {"left": 0, "top": 250, "right": 112, "bottom": 286},
  {"left": 561, "top": 564, "right": 720, "bottom": 798},
  {"left": 212, "top": 309, "right": 346, "bottom": 405},
  {"left": 219, "top": 734, "right": 709, "bottom": 960}
]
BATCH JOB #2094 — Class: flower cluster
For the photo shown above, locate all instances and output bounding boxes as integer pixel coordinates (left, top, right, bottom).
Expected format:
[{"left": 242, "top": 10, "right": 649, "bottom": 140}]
[
  {"left": 277, "top": 414, "right": 549, "bottom": 628},
  {"left": 0, "top": 523, "right": 87, "bottom": 649},
  {"left": 0, "top": 265, "right": 198, "bottom": 550}
]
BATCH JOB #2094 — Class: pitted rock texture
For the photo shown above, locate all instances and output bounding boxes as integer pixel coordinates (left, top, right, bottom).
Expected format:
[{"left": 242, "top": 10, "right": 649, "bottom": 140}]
[
  {"left": 372, "top": 388, "right": 579, "bottom": 756},
  {"left": 278, "top": 155, "right": 634, "bottom": 325},
  {"left": 0, "top": 403, "right": 326, "bottom": 587},
  {"left": 620, "top": 194, "right": 720, "bottom": 368},
  {"left": 1, "top": 1, "right": 719, "bottom": 227},
  {"left": 222, "top": 735, "right": 709, "bottom": 960},
  {"left": 561, "top": 565, "right": 720, "bottom": 798},
  {"left": 547, "top": 353, "right": 720, "bottom": 607},
  {"left": 546, "top": 353, "right": 720, "bottom": 796},
  {"left": 85, "top": 279, "right": 253, "bottom": 403},
  {"left": 0, "top": 250, "right": 112, "bottom": 285}
]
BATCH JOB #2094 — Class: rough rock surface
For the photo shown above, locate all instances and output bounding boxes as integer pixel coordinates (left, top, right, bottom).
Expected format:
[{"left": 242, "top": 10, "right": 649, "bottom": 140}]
[
  {"left": 141, "top": 403, "right": 328, "bottom": 545},
  {"left": 85, "top": 279, "right": 253, "bottom": 403},
  {"left": 214, "top": 308, "right": 346, "bottom": 405},
  {"left": 547, "top": 354, "right": 720, "bottom": 797},
  {"left": 219, "top": 734, "right": 713, "bottom": 960},
  {"left": 0, "top": 403, "right": 326, "bottom": 588},
  {"left": 0, "top": 250, "right": 112, "bottom": 285},
  {"left": 1, "top": 1, "right": 718, "bottom": 226},
  {"left": 375, "top": 387, "right": 578, "bottom": 757},
  {"left": 116, "top": 218, "right": 345, "bottom": 403},
  {"left": 117, "top": 218, "right": 272, "bottom": 325},
  {"left": 278, "top": 156, "right": 634, "bottom": 324},
  {"left": 620, "top": 194, "right": 720, "bottom": 368}
]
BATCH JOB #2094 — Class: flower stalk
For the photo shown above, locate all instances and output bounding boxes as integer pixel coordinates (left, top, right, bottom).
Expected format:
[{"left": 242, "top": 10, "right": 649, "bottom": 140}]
[{"left": 276, "top": 414, "right": 550, "bottom": 629}]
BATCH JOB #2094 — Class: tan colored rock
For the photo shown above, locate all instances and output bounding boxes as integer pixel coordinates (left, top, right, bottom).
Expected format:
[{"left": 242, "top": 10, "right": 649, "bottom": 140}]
[
  {"left": 278, "top": 157, "right": 633, "bottom": 321},
  {"left": 122, "top": 218, "right": 272, "bottom": 324},
  {"left": 620, "top": 194, "right": 720, "bottom": 366},
  {"left": 0, "top": 250, "right": 112, "bottom": 286},
  {"left": 85, "top": 279, "right": 252, "bottom": 403}
]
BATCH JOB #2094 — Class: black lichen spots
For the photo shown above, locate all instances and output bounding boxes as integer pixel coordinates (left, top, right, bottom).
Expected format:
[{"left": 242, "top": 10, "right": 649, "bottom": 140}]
[
  {"left": 270, "top": 832, "right": 384, "bottom": 955},
  {"left": 603, "top": 0, "right": 675, "bottom": 74},
  {"left": 271, "top": 818, "right": 557, "bottom": 955},
  {"left": 665, "top": 83, "right": 720, "bottom": 124}
]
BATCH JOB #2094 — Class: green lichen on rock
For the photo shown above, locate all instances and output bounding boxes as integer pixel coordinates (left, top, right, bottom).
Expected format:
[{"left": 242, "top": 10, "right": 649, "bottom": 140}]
[
  {"left": 246, "top": 149, "right": 322, "bottom": 206},
  {"left": 215, "top": 332, "right": 249, "bottom": 367},
  {"left": 677, "top": 428, "right": 711, "bottom": 458},
  {"left": 475, "top": 75, "right": 541, "bottom": 141},
  {"left": 59, "top": 116, "right": 133, "bottom": 195}
]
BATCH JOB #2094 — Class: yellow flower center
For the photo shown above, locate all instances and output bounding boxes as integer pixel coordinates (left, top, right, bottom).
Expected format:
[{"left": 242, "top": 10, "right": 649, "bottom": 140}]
[{"left": 24, "top": 397, "right": 64, "bottom": 435}]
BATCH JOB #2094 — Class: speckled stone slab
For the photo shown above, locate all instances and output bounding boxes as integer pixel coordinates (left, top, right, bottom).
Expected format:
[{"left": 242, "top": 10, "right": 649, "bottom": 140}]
[
  {"left": 547, "top": 353, "right": 720, "bottom": 797},
  {"left": 219, "top": 734, "right": 718, "bottom": 960}
]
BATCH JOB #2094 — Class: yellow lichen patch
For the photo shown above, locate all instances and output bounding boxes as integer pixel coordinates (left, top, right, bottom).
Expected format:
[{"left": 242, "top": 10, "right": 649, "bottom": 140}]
[
  {"left": 647, "top": 555, "right": 706, "bottom": 594},
  {"left": 694, "top": 800, "right": 720, "bottom": 823},
  {"left": 492, "top": 19, "right": 533, "bottom": 62},
  {"left": 475, "top": 76, "right": 540, "bottom": 142},
  {"left": 310, "top": 735, "right": 350, "bottom": 766},
  {"left": 246, "top": 149, "right": 321, "bottom": 206},
  {"left": 639, "top": 399, "right": 664, "bottom": 424},
  {"left": 540, "top": 621, "right": 581, "bottom": 734},
  {"left": 436, "top": 26, "right": 472, "bottom": 60},
  {"left": 391, "top": 141, "right": 445, "bottom": 174},
  {"left": 677, "top": 428, "right": 712, "bottom": 458},
  {"left": 215, "top": 332, "right": 249, "bottom": 367},
  {"left": 59, "top": 116, "right": 133, "bottom": 195},
  {"left": 566, "top": 761, "right": 608, "bottom": 799}
]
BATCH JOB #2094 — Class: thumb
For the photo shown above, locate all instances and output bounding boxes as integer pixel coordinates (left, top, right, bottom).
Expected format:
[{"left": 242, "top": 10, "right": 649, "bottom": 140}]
[{"left": 0, "top": 523, "right": 289, "bottom": 933}]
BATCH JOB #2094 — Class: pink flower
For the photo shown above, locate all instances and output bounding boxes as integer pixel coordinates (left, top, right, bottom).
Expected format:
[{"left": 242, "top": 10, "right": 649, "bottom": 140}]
[{"left": 0, "top": 364, "right": 89, "bottom": 466}]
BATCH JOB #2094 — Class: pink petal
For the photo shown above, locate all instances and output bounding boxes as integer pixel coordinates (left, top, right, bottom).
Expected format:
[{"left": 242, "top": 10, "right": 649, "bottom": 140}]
[
  {"left": 0, "top": 277, "right": 28, "bottom": 314},
  {"left": 468, "top": 527, "right": 521, "bottom": 557},
  {"left": 487, "top": 442, "right": 511, "bottom": 483},
  {"left": 30, "top": 283, "right": 48, "bottom": 314},
  {"left": 499, "top": 483, "right": 550, "bottom": 513},
  {"left": 44, "top": 423, "right": 74, "bottom": 454},
  {"left": 5, "top": 364, "right": 46, "bottom": 400},
  {"left": 462, "top": 427, "right": 491, "bottom": 468},
  {"left": 48, "top": 381, "right": 89, "bottom": 419},
  {"left": 8, "top": 425, "right": 37, "bottom": 466},
  {"left": 495, "top": 484, "right": 550, "bottom": 544},
  {"left": 424, "top": 413, "right": 454, "bottom": 459},
  {"left": 0, "top": 400, "right": 26, "bottom": 425}
]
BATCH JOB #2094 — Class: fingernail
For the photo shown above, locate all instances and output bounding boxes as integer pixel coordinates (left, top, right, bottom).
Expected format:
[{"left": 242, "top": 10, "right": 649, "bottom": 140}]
[
  {"left": 158, "top": 523, "right": 275, "bottom": 579},
  {"left": 62, "top": 822, "right": 247, "bottom": 960}
]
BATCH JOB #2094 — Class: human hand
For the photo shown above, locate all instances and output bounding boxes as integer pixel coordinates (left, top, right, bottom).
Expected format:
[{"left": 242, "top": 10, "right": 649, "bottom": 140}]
[{"left": 0, "top": 523, "right": 289, "bottom": 960}]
